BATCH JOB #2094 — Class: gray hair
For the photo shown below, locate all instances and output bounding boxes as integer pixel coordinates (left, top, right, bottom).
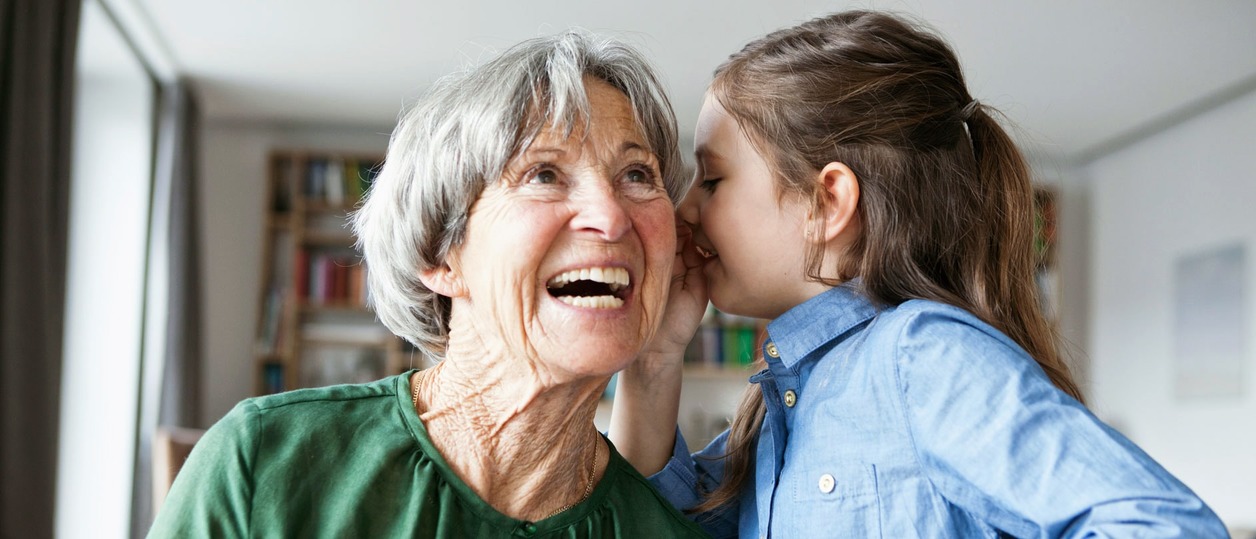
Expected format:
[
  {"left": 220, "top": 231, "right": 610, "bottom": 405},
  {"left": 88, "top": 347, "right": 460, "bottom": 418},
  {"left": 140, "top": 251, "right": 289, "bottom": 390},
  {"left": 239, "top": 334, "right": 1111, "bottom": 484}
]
[{"left": 352, "top": 30, "right": 685, "bottom": 362}]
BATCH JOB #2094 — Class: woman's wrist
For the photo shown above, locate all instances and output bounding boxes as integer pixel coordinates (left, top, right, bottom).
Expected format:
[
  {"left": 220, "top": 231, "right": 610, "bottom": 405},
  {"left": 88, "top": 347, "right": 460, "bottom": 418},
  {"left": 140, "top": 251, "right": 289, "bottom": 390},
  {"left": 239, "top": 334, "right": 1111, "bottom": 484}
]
[
  {"left": 625, "top": 349, "right": 685, "bottom": 382},
  {"left": 611, "top": 352, "right": 683, "bottom": 476}
]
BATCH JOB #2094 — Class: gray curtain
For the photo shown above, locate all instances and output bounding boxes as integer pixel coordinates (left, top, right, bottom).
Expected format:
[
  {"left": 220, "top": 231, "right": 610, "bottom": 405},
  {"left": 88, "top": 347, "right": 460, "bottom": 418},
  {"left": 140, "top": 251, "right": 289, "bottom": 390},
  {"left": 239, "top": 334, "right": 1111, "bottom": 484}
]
[
  {"left": 130, "top": 79, "right": 203, "bottom": 537},
  {"left": 0, "top": 0, "right": 81, "bottom": 537},
  {"left": 157, "top": 80, "right": 202, "bottom": 442}
]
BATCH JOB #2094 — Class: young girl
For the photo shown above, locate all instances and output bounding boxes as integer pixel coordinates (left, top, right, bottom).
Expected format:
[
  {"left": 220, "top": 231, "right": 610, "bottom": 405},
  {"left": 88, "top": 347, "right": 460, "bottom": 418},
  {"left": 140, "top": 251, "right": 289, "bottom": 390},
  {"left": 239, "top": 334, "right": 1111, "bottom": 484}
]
[{"left": 609, "top": 10, "right": 1228, "bottom": 538}]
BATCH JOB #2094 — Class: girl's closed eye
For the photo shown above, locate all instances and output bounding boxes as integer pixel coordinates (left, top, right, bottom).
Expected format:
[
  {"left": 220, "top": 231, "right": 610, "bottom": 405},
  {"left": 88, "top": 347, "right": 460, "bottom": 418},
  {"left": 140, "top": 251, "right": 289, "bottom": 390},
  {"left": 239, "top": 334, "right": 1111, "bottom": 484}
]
[{"left": 699, "top": 177, "right": 723, "bottom": 193}]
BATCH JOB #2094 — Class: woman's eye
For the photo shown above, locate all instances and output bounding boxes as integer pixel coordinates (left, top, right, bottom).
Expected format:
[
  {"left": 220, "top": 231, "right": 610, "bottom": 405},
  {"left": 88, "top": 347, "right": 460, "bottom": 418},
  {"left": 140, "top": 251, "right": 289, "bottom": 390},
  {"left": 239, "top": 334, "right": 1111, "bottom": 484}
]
[
  {"left": 527, "top": 167, "right": 559, "bottom": 185},
  {"left": 624, "top": 166, "right": 656, "bottom": 184},
  {"left": 699, "top": 178, "right": 722, "bottom": 193}
]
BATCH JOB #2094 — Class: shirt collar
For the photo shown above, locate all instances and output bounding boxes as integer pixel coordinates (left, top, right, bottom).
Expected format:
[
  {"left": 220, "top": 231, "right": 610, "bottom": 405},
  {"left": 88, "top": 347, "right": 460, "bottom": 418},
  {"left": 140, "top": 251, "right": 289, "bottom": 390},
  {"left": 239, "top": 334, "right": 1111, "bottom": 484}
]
[{"left": 764, "top": 281, "right": 880, "bottom": 370}]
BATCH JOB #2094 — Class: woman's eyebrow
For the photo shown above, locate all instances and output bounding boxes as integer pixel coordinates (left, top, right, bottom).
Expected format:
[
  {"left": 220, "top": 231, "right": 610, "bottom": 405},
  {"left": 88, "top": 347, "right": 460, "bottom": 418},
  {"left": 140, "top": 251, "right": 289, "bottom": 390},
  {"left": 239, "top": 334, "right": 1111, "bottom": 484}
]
[
  {"left": 521, "top": 146, "right": 567, "bottom": 159},
  {"left": 619, "top": 141, "right": 652, "bottom": 155}
]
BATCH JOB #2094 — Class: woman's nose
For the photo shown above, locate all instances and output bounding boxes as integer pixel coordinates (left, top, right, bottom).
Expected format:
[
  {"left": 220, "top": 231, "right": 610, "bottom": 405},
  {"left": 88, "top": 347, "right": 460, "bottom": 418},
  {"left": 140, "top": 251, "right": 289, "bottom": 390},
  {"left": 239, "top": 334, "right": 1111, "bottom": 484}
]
[{"left": 570, "top": 183, "right": 632, "bottom": 241}]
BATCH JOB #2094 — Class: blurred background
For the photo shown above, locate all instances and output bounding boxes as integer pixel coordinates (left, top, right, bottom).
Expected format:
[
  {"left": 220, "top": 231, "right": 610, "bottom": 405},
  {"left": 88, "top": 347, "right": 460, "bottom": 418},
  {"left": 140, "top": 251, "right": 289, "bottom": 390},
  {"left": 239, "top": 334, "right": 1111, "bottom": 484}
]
[{"left": 3, "top": 0, "right": 1254, "bottom": 536}]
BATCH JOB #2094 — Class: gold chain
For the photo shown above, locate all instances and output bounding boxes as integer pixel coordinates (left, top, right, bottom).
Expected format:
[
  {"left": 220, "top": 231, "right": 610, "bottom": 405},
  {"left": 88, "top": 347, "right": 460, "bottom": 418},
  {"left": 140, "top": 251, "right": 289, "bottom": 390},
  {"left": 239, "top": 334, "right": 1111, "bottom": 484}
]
[
  {"left": 409, "top": 369, "right": 599, "bottom": 520},
  {"left": 410, "top": 369, "right": 424, "bottom": 408},
  {"left": 544, "top": 435, "right": 598, "bottom": 519}
]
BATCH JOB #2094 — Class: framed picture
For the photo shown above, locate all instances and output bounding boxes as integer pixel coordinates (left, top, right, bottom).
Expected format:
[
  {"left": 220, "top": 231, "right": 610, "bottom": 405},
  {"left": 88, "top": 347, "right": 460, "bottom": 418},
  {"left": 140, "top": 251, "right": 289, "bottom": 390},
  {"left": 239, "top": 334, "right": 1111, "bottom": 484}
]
[{"left": 1033, "top": 186, "right": 1058, "bottom": 319}]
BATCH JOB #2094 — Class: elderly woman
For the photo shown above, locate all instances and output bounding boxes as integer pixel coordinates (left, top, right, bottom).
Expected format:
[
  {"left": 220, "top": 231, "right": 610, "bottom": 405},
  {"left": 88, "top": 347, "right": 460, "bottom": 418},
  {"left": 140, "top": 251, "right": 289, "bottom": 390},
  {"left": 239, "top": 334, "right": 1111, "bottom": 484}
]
[{"left": 150, "top": 32, "right": 706, "bottom": 537}]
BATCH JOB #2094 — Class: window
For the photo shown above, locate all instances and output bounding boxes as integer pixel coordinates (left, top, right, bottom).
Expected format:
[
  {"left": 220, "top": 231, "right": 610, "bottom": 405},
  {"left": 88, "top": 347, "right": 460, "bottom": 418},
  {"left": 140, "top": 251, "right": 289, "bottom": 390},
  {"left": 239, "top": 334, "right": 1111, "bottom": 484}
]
[{"left": 55, "top": 0, "right": 157, "bottom": 536}]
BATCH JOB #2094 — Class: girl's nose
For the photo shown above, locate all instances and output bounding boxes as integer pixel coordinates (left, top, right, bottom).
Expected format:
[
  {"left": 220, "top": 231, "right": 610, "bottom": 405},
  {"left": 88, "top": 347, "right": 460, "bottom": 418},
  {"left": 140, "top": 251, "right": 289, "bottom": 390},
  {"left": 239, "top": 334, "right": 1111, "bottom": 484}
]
[{"left": 678, "top": 184, "right": 702, "bottom": 227}]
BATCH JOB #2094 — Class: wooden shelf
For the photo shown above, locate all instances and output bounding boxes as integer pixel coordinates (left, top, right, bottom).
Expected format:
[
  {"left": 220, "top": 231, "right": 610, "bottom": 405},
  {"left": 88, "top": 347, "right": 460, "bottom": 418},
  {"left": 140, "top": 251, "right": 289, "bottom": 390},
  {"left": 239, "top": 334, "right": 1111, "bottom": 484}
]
[
  {"left": 254, "top": 150, "right": 393, "bottom": 395},
  {"left": 305, "top": 201, "right": 357, "bottom": 214},
  {"left": 302, "top": 231, "right": 356, "bottom": 247},
  {"left": 267, "top": 215, "right": 292, "bottom": 229},
  {"left": 683, "top": 364, "right": 755, "bottom": 381},
  {"left": 300, "top": 303, "right": 373, "bottom": 315},
  {"left": 301, "top": 337, "right": 393, "bottom": 348}
]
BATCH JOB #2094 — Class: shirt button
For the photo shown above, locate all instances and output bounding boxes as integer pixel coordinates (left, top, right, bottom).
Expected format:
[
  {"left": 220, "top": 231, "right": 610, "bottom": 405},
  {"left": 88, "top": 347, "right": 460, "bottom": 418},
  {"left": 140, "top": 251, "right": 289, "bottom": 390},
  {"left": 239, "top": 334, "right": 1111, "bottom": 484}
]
[
  {"left": 818, "top": 473, "right": 836, "bottom": 494},
  {"left": 765, "top": 342, "right": 780, "bottom": 358},
  {"left": 783, "top": 389, "right": 797, "bottom": 407}
]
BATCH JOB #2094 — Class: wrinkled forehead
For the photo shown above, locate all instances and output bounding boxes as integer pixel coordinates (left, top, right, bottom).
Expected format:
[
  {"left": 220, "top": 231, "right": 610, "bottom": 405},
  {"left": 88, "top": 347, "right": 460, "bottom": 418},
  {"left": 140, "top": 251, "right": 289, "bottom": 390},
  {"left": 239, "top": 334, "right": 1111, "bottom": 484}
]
[{"left": 513, "top": 75, "right": 650, "bottom": 158}]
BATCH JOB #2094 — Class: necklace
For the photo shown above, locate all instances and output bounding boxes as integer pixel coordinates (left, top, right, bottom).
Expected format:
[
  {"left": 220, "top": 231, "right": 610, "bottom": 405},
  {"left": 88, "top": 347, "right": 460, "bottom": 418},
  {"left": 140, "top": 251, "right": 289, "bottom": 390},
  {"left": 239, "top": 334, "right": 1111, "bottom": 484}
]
[
  {"left": 410, "top": 369, "right": 425, "bottom": 408},
  {"left": 544, "top": 435, "right": 598, "bottom": 519},
  {"left": 410, "top": 369, "right": 600, "bottom": 520}
]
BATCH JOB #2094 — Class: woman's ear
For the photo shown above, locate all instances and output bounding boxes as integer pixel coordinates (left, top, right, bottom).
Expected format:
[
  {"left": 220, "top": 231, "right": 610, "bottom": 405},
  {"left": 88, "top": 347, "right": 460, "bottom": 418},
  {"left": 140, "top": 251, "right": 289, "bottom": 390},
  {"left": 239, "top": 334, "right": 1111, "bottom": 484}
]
[
  {"left": 417, "top": 260, "right": 468, "bottom": 299},
  {"left": 814, "top": 161, "right": 860, "bottom": 243}
]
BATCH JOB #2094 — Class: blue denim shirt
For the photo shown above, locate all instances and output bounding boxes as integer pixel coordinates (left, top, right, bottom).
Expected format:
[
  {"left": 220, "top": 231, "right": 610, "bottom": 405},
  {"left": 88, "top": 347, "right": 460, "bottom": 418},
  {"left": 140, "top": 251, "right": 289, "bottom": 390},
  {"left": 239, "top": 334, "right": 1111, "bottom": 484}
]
[{"left": 650, "top": 285, "right": 1227, "bottom": 538}]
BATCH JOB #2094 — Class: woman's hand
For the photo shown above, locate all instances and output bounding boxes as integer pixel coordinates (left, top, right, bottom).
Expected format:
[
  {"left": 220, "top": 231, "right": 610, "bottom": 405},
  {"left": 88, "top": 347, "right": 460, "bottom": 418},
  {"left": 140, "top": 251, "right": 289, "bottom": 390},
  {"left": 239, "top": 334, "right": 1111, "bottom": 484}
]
[{"left": 610, "top": 219, "right": 707, "bottom": 476}]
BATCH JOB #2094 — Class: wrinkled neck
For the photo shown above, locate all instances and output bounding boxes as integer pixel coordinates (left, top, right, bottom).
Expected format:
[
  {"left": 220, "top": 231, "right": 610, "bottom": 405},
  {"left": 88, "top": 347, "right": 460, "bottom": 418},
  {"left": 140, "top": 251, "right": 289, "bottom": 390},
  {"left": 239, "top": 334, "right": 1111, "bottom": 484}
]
[{"left": 413, "top": 313, "right": 609, "bottom": 521}]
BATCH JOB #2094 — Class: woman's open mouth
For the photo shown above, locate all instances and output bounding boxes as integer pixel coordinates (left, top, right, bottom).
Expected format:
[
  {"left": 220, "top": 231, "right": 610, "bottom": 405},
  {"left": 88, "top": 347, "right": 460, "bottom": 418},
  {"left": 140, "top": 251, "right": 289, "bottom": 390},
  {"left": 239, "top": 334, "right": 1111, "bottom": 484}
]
[
  {"left": 545, "top": 267, "right": 630, "bottom": 309},
  {"left": 695, "top": 244, "right": 718, "bottom": 259}
]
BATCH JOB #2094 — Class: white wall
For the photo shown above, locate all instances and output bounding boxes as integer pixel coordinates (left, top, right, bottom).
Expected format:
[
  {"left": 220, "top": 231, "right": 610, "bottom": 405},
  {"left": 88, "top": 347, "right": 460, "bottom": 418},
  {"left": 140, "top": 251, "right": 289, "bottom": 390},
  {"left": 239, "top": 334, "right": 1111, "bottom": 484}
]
[
  {"left": 1086, "top": 89, "right": 1256, "bottom": 527},
  {"left": 199, "top": 121, "right": 390, "bottom": 426}
]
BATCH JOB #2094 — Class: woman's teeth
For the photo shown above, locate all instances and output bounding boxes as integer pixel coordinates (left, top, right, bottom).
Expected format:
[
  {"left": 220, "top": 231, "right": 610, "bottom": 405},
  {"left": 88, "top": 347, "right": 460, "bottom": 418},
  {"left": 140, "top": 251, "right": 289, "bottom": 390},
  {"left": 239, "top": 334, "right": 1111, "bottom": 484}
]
[
  {"left": 547, "top": 267, "right": 629, "bottom": 290},
  {"left": 546, "top": 267, "right": 630, "bottom": 309},
  {"left": 557, "top": 295, "right": 625, "bottom": 308}
]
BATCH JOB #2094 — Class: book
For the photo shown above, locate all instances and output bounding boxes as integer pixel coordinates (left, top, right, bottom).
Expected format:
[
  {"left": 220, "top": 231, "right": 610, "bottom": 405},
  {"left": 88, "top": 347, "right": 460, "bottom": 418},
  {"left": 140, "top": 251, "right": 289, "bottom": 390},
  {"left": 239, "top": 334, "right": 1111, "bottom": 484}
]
[
  {"left": 255, "top": 286, "right": 279, "bottom": 355},
  {"left": 272, "top": 159, "right": 293, "bottom": 213},
  {"left": 263, "top": 362, "right": 284, "bottom": 394},
  {"left": 295, "top": 249, "right": 310, "bottom": 303},
  {"left": 325, "top": 158, "right": 345, "bottom": 205}
]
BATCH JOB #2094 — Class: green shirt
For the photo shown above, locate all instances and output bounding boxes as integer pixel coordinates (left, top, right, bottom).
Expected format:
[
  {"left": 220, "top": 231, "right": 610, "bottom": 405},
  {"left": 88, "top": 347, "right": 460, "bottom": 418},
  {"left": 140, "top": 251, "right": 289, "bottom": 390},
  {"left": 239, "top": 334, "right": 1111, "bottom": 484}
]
[{"left": 149, "top": 372, "right": 708, "bottom": 538}]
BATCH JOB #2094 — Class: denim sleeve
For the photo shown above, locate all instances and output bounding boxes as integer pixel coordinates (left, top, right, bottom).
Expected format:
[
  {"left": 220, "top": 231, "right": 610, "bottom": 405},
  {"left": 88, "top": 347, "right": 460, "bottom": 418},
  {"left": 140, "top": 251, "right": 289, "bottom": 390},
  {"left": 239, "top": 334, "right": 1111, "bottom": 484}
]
[
  {"left": 647, "top": 426, "right": 739, "bottom": 538},
  {"left": 892, "top": 308, "right": 1229, "bottom": 538}
]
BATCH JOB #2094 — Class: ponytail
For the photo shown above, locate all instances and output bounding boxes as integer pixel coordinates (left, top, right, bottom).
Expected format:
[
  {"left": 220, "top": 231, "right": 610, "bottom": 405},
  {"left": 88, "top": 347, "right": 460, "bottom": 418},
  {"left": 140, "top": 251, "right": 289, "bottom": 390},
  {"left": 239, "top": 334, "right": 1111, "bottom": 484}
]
[{"left": 965, "top": 106, "right": 1083, "bottom": 402}]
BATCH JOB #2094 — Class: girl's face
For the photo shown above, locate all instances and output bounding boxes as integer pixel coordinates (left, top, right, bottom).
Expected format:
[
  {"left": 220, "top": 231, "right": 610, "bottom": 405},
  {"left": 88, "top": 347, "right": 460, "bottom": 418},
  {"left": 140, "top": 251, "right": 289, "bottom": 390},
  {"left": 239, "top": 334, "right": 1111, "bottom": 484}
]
[{"left": 680, "top": 93, "right": 830, "bottom": 320}]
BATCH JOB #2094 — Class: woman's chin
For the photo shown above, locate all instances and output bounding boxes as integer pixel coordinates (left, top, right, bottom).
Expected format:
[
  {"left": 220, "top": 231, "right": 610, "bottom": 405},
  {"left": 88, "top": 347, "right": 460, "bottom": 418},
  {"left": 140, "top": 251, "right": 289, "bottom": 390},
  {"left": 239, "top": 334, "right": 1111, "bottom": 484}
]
[
  {"left": 523, "top": 292, "right": 665, "bottom": 380},
  {"left": 556, "top": 341, "right": 638, "bottom": 375}
]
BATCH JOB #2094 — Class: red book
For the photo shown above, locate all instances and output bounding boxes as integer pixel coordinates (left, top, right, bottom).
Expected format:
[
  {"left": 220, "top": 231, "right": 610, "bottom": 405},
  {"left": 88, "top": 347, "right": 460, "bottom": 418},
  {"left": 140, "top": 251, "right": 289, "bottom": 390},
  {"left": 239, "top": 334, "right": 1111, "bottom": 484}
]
[
  {"left": 295, "top": 249, "right": 309, "bottom": 302},
  {"left": 332, "top": 259, "right": 348, "bottom": 303},
  {"left": 347, "top": 264, "right": 364, "bottom": 306}
]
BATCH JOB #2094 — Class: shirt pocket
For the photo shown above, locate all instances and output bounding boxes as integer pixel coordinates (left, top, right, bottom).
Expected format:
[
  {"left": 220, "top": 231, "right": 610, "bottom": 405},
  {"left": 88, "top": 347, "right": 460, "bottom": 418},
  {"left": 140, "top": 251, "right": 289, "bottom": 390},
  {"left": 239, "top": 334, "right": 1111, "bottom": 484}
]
[{"left": 788, "top": 463, "right": 881, "bottom": 536}]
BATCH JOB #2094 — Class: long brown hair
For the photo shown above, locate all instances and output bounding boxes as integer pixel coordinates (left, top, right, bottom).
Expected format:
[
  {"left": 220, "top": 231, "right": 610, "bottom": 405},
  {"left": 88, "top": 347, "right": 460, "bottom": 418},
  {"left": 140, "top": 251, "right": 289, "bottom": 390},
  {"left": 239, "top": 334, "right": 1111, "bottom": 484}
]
[{"left": 694, "top": 10, "right": 1084, "bottom": 513}]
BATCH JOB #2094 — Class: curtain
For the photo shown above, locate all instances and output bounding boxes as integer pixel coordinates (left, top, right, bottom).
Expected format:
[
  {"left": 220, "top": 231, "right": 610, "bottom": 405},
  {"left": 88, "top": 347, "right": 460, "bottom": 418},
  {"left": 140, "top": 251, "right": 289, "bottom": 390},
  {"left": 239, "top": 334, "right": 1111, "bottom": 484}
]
[
  {"left": 157, "top": 80, "right": 202, "bottom": 450},
  {"left": 0, "top": 0, "right": 81, "bottom": 536},
  {"left": 130, "top": 79, "right": 203, "bottom": 537}
]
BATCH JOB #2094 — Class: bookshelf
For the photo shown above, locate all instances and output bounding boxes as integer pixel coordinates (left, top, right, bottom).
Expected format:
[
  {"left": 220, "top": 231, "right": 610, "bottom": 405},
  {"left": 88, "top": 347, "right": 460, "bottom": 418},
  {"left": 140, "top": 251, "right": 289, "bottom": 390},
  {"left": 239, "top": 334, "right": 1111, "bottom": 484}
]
[
  {"left": 681, "top": 304, "right": 764, "bottom": 378},
  {"left": 253, "top": 150, "right": 412, "bottom": 395}
]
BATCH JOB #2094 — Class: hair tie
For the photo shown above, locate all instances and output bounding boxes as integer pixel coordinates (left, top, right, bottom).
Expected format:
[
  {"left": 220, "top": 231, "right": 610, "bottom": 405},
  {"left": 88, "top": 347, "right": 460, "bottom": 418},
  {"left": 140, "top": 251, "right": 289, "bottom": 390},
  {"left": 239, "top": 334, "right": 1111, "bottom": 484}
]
[{"left": 959, "top": 99, "right": 980, "bottom": 121}]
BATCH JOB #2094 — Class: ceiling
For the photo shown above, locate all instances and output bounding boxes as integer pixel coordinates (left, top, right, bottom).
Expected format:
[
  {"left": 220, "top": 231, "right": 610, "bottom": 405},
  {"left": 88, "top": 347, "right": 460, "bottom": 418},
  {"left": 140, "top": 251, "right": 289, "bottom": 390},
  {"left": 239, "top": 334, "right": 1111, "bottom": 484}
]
[{"left": 135, "top": 0, "right": 1256, "bottom": 164}]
